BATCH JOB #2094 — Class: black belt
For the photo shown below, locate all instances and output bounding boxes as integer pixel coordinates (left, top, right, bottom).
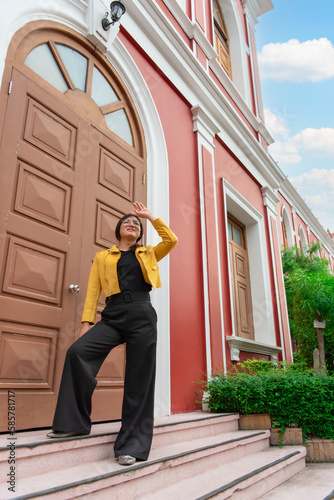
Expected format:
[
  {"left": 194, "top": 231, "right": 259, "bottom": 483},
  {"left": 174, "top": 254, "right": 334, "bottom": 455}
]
[{"left": 106, "top": 291, "right": 150, "bottom": 304}]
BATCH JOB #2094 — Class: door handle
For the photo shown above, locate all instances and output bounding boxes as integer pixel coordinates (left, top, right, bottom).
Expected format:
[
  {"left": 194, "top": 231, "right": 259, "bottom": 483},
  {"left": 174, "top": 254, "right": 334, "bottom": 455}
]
[{"left": 69, "top": 284, "right": 80, "bottom": 293}]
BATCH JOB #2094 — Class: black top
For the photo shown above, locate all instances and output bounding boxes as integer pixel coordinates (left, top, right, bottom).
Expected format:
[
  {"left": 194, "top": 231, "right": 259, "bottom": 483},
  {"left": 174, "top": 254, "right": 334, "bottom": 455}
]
[{"left": 117, "top": 250, "right": 152, "bottom": 292}]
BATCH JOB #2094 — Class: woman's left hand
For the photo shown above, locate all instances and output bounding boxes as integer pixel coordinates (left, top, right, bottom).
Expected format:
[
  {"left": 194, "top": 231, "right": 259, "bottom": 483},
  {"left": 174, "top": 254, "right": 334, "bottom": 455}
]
[{"left": 131, "top": 202, "right": 157, "bottom": 222}]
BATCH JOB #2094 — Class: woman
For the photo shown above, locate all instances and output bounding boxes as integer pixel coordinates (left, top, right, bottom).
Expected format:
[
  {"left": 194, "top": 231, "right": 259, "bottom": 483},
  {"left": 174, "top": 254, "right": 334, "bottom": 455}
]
[{"left": 47, "top": 202, "right": 178, "bottom": 466}]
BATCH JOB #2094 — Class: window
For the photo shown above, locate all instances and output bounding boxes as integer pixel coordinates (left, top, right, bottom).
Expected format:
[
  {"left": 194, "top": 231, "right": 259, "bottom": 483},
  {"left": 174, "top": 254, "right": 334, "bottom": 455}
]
[
  {"left": 25, "top": 42, "right": 133, "bottom": 146},
  {"left": 212, "top": 0, "right": 232, "bottom": 78}
]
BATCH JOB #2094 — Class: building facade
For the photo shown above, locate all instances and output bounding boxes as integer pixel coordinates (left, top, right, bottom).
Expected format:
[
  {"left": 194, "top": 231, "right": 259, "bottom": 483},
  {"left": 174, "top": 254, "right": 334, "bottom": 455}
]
[{"left": 0, "top": 0, "right": 333, "bottom": 431}]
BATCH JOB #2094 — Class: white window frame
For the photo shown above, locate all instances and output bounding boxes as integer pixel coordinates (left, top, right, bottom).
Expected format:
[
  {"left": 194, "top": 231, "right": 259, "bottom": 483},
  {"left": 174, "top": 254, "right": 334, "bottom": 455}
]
[{"left": 223, "top": 180, "right": 278, "bottom": 351}]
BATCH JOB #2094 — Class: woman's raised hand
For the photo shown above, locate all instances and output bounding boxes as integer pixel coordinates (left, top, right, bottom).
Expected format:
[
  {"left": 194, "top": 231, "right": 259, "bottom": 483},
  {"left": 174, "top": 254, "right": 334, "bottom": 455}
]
[{"left": 131, "top": 202, "right": 157, "bottom": 222}]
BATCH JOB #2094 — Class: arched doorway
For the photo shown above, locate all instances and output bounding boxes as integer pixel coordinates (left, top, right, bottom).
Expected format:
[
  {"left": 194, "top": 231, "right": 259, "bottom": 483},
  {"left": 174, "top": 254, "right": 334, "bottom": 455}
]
[{"left": 0, "top": 25, "right": 146, "bottom": 431}]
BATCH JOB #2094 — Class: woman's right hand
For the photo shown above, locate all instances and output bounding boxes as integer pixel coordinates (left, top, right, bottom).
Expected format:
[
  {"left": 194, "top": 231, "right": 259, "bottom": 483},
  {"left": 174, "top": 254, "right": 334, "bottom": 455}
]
[
  {"left": 79, "top": 322, "right": 91, "bottom": 338},
  {"left": 131, "top": 201, "right": 157, "bottom": 222}
]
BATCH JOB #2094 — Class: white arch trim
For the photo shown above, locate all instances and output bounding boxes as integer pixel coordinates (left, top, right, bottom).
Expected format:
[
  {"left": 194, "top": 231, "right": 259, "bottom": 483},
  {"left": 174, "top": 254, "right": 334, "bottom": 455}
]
[
  {"left": 282, "top": 205, "right": 294, "bottom": 247},
  {"left": 299, "top": 225, "right": 308, "bottom": 253}
]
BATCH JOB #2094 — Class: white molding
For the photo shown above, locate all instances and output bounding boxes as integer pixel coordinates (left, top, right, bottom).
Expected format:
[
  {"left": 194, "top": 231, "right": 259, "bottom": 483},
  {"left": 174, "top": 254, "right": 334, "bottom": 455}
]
[
  {"left": 85, "top": 0, "right": 120, "bottom": 53},
  {"left": 162, "top": 0, "right": 216, "bottom": 59},
  {"left": 192, "top": 118, "right": 212, "bottom": 379},
  {"left": 261, "top": 186, "right": 280, "bottom": 215},
  {"left": 242, "top": 0, "right": 274, "bottom": 28},
  {"left": 299, "top": 225, "right": 308, "bottom": 249},
  {"left": 192, "top": 104, "right": 220, "bottom": 147},
  {"left": 224, "top": 180, "right": 263, "bottom": 222},
  {"left": 281, "top": 205, "right": 295, "bottom": 247},
  {"left": 226, "top": 336, "right": 282, "bottom": 362}
]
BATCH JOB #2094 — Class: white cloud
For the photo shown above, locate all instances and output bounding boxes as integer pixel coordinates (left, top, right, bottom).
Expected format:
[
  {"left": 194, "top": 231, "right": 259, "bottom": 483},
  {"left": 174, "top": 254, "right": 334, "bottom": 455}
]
[
  {"left": 263, "top": 108, "right": 290, "bottom": 139},
  {"left": 292, "top": 128, "right": 334, "bottom": 157},
  {"left": 258, "top": 38, "right": 334, "bottom": 82},
  {"left": 289, "top": 169, "right": 334, "bottom": 231},
  {"left": 269, "top": 140, "right": 302, "bottom": 165},
  {"left": 291, "top": 169, "right": 334, "bottom": 189},
  {"left": 268, "top": 126, "right": 334, "bottom": 166}
]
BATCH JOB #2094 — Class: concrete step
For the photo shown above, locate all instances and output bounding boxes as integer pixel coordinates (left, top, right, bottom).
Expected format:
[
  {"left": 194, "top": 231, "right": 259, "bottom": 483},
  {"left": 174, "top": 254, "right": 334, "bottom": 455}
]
[
  {"left": 0, "top": 412, "right": 238, "bottom": 480},
  {"left": 0, "top": 442, "right": 305, "bottom": 499},
  {"left": 142, "top": 447, "right": 307, "bottom": 500},
  {"left": 259, "top": 462, "right": 334, "bottom": 500},
  {"left": 0, "top": 415, "right": 273, "bottom": 499},
  {"left": 0, "top": 412, "right": 306, "bottom": 500}
]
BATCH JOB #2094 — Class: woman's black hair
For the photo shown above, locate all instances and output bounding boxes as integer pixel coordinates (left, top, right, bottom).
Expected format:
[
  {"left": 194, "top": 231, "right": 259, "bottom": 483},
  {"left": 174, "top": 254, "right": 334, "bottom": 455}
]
[{"left": 115, "top": 214, "right": 143, "bottom": 250}]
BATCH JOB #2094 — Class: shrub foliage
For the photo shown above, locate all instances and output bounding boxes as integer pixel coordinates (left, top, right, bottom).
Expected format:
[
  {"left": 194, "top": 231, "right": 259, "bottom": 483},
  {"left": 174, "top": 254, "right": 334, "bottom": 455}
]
[
  {"left": 281, "top": 243, "right": 334, "bottom": 373},
  {"left": 204, "top": 361, "right": 334, "bottom": 440}
]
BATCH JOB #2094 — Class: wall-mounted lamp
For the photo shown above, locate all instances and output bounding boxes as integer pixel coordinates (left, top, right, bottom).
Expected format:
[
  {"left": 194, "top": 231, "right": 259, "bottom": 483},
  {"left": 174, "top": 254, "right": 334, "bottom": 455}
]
[{"left": 101, "top": 1, "right": 126, "bottom": 31}]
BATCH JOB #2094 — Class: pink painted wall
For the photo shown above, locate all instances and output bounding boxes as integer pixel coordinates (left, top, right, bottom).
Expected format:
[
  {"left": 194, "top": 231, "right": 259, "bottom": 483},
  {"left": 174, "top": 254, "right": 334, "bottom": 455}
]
[
  {"left": 196, "top": 43, "right": 208, "bottom": 70},
  {"left": 195, "top": 0, "right": 205, "bottom": 31}
]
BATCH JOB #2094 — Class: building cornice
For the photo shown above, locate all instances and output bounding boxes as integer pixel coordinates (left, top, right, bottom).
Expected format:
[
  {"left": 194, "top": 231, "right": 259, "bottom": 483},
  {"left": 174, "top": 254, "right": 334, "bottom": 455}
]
[
  {"left": 242, "top": 0, "right": 274, "bottom": 27},
  {"left": 226, "top": 336, "right": 282, "bottom": 363}
]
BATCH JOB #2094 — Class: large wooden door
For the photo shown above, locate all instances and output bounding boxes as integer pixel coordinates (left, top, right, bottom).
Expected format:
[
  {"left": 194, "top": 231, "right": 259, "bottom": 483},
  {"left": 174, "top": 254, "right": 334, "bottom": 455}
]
[{"left": 0, "top": 68, "right": 145, "bottom": 430}]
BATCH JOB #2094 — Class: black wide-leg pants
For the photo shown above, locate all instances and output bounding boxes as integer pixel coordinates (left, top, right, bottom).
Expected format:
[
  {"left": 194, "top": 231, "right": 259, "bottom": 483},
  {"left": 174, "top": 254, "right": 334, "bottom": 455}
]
[{"left": 52, "top": 297, "right": 157, "bottom": 461}]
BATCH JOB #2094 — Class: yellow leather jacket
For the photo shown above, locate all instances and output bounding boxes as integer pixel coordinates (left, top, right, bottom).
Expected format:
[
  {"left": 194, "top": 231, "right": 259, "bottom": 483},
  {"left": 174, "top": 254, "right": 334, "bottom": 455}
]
[{"left": 81, "top": 217, "right": 178, "bottom": 323}]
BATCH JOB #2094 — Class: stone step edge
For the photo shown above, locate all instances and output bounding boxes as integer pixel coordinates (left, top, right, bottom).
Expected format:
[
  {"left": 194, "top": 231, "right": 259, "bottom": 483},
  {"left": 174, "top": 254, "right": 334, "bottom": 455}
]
[
  {"left": 154, "top": 412, "right": 238, "bottom": 431},
  {"left": 3, "top": 431, "right": 268, "bottom": 500},
  {"left": 195, "top": 450, "right": 302, "bottom": 500},
  {"left": 0, "top": 412, "right": 238, "bottom": 453},
  {"left": 323, "top": 490, "right": 334, "bottom": 500},
  {"left": 0, "top": 429, "right": 269, "bottom": 483}
]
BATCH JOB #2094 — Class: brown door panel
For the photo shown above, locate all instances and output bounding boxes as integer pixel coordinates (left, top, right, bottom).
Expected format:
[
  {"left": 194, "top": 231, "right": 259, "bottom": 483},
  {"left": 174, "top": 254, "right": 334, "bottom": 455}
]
[{"left": 229, "top": 242, "right": 254, "bottom": 340}]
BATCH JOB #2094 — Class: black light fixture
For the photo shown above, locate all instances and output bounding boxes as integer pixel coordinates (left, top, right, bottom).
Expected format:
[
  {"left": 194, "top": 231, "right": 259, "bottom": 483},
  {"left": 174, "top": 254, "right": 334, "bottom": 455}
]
[{"left": 102, "top": 1, "right": 126, "bottom": 31}]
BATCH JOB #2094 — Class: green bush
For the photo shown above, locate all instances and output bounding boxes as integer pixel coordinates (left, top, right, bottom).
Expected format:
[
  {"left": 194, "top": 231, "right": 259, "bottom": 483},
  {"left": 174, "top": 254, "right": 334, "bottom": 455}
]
[
  {"left": 281, "top": 244, "right": 334, "bottom": 373},
  {"left": 204, "top": 365, "right": 334, "bottom": 440}
]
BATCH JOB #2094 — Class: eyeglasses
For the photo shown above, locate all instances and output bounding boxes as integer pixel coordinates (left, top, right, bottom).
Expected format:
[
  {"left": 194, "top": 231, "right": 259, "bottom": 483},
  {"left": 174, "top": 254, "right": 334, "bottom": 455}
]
[{"left": 122, "top": 219, "right": 141, "bottom": 227}]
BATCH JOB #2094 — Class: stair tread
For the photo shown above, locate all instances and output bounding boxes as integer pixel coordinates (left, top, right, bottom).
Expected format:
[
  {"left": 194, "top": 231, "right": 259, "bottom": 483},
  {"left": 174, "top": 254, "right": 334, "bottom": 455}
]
[
  {"left": 0, "top": 412, "right": 307, "bottom": 500},
  {"left": 0, "top": 429, "right": 270, "bottom": 498},
  {"left": 143, "top": 446, "right": 306, "bottom": 500},
  {"left": 0, "top": 412, "right": 235, "bottom": 451},
  {"left": 260, "top": 463, "right": 334, "bottom": 500},
  {"left": 0, "top": 444, "right": 305, "bottom": 500}
]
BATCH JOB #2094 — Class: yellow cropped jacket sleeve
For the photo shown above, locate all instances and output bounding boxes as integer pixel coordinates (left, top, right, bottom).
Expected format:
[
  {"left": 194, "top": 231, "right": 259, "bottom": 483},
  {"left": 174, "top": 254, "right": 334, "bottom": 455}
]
[{"left": 81, "top": 217, "right": 178, "bottom": 324}]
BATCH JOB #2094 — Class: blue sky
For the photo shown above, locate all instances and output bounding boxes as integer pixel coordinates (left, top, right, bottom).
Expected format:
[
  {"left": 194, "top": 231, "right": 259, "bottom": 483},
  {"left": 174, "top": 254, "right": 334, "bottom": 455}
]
[{"left": 255, "top": 0, "right": 334, "bottom": 233}]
